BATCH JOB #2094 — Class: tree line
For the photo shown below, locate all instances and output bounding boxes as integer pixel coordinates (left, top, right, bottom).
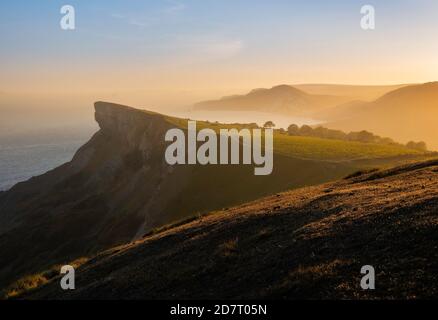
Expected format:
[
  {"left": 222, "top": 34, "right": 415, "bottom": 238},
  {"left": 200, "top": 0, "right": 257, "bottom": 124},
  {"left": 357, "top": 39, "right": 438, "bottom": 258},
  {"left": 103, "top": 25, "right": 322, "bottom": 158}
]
[{"left": 262, "top": 121, "right": 428, "bottom": 151}]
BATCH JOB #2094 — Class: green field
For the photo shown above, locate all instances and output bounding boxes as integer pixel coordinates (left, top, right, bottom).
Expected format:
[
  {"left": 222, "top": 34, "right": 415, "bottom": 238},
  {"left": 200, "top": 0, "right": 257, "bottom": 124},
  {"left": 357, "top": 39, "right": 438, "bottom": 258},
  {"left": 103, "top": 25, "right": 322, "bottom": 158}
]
[{"left": 273, "top": 133, "right": 422, "bottom": 161}]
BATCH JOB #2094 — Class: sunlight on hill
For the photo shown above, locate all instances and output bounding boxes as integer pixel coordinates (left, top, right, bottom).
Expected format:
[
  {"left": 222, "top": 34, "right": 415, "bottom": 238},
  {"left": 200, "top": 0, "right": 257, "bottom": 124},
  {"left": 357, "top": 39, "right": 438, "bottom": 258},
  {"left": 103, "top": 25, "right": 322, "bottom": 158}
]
[{"left": 274, "top": 134, "right": 423, "bottom": 161}]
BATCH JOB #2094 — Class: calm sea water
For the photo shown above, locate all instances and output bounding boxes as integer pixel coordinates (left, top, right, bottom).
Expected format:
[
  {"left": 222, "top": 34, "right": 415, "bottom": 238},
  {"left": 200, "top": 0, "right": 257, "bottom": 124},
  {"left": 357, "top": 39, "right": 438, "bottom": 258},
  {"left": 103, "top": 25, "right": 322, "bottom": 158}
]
[{"left": 0, "top": 127, "right": 96, "bottom": 191}]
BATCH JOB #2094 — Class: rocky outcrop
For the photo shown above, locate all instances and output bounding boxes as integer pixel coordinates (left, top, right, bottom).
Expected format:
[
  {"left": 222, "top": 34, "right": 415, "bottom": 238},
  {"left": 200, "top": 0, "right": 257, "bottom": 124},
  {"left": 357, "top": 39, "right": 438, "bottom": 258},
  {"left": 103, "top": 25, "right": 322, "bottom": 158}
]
[{"left": 0, "top": 102, "right": 185, "bottom": 288}]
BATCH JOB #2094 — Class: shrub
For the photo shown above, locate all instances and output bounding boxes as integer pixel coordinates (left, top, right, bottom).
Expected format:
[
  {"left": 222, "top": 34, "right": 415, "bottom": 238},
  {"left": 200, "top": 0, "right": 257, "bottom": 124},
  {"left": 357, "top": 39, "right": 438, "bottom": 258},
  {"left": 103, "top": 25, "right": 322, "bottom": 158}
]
[
  {"left": 406, "top": 141, "right": 428, "bottom": 151},
  {"left": 264, "top": 121, "right": 275, "bottom": 128},
  {"left": 218, "top": 238, "right": 239, "bottom": 257},
  {"left": 287, "top": 124, "right": 300, "bottom": 136}
]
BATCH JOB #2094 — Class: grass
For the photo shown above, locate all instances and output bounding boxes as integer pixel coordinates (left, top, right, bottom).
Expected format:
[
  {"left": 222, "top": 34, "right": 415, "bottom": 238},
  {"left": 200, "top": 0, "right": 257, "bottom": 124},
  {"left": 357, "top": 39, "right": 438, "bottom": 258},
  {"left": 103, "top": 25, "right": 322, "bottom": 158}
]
[
  {"left": 344, "top": 168, "right": 379, "bottom": 179},
  {"left": 142, "top": 214, "right": 206, "bottom": 238},
  {"left": 3, "top": 274, "right": 48, "bottom": 299},
  {"left": 2, "top": 257, "right": 89, "bottom": 299},
  {"left": 274, "top": 134, "right": 422, "bottom": 161},
  {"left": 153, "top": 118, "right": 431, "bottom": 231},
  {"left": 16, "top": 157, "right": 438, "bottom": 299},
  {"left": 217, "top": 238, "right": 239, "bottom": 257}
]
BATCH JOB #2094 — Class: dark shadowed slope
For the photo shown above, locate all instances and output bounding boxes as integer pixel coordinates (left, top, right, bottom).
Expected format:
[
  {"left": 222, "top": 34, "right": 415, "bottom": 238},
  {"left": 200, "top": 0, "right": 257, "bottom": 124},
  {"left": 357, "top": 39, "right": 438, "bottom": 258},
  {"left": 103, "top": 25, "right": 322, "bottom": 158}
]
[{"left": 25, "top": 159, "right": 438, "bottom": 300}]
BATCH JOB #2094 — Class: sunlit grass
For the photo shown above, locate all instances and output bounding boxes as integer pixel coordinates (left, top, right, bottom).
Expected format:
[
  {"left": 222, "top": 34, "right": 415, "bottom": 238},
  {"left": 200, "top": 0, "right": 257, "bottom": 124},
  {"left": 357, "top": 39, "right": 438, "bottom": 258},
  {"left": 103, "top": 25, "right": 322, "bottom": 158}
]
[
  {"left": 2, "top": 257, "right": 89, "bottom": 299},
  {"left": 274, "top": 134, "right": 422, "bottom": 160},
  {"left": 217, "top": 237, "right": 239, "bottom": 257},
  {"left": 4, "top": 274, "right": 48, "bottom": 299}
]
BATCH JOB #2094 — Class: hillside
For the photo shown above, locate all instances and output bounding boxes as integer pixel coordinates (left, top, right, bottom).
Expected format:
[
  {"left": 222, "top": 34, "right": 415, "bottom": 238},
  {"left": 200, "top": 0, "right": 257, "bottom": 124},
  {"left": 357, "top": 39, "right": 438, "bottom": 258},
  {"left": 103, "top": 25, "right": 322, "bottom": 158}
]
[
  {"left": 194, "top": 85, "right": 349, "bottom": 116},
  {"left": 294, "top": 84, "right": 412, "bottom": 101},
  {"left": 0, "top": 102, "right": 431, "bottom": 291},
  {"left": 21, "top": 159, "right": 438, "bottom": 299},
  {"left": 322, "top": 82, "right": 438, "bottom": 150}
]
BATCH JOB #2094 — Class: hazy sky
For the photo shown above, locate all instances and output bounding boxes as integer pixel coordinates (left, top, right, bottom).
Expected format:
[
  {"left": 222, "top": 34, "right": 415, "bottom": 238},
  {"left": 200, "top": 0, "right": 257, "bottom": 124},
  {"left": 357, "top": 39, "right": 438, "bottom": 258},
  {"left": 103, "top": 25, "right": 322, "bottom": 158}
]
[{"left": 1, "top": 0, "right": 438, "bottom": 106}]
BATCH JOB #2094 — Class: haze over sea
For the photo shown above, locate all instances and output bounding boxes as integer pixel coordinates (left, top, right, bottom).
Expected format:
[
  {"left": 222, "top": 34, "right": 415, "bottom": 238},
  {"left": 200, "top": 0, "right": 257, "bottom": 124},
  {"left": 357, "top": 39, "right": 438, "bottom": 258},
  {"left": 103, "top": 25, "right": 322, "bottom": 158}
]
[{"left": 0, "top": 126, "right": 96, "bottom": 191}]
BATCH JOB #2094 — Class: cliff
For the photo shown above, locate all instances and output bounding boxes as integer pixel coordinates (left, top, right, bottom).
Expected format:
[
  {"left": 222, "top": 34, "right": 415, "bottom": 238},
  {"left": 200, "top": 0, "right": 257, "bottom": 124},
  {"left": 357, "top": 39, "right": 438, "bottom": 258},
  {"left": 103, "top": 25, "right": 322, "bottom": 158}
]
[{"left": 0, "top": 102, "right": 182, "bottom": 288}]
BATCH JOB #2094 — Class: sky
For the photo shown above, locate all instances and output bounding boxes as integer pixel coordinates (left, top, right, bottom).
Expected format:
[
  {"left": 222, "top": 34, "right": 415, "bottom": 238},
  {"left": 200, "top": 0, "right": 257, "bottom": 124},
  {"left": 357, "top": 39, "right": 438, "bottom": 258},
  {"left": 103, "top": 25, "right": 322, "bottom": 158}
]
[{"left": 1, "top": 0, "right": 438, "bottom": 108}]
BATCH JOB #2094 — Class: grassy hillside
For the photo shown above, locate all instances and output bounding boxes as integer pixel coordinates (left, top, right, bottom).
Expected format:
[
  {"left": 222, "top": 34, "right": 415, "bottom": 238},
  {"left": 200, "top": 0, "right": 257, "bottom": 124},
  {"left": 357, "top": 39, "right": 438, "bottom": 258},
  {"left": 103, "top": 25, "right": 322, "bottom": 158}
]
[
  {"left": 90, "top": 107, "right": 435, "bottom": 231},
  {"left": 17, "top": 159, "right": 438, "bottom": 300},
  {"left": 153, "top": 115, "right": 430, "bottom": 227},
  {"left": 274, "top": 134, "right": 422, "bottom": 160}
]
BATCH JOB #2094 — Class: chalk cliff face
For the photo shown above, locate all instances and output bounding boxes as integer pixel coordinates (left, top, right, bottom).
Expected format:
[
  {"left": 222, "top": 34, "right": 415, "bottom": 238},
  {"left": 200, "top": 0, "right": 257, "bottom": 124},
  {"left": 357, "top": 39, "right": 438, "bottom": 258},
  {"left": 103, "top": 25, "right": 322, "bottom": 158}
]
[{"left": 0, "top": 103, "right": 175, "bottom": 232}]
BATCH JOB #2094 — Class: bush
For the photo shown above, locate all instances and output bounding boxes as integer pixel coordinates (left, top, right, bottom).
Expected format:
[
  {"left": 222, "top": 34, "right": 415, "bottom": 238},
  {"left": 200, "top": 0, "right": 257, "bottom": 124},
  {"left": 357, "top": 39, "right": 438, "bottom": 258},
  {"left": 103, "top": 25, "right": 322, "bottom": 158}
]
[
  {"left": 406, "top": 141, "right": 428, "bottom": 151},
  {"left": 299, "top": 125, "right": 314, "bottom": 136},
  {"left": 264, "top": 121, "right": 275, "bottom": 128},
  {"left": 287, "top": 124, "right": 299, "bottom": 136}
]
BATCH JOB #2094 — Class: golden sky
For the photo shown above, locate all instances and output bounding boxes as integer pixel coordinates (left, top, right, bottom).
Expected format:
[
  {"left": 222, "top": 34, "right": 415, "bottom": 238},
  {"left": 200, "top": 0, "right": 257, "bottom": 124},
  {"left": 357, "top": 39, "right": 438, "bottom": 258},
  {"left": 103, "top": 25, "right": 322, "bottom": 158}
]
[{"left": 1, "top": 1, "right": 438, "bottom": 107}]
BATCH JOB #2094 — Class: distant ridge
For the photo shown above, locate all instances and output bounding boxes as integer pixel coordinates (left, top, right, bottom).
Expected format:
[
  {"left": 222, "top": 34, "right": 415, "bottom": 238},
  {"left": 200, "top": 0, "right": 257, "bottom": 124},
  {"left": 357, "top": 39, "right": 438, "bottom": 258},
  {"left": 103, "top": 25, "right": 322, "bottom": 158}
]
[
  {"left": 194, "top": 85, "right": 350, "bottom": 116},
  {"left": 294, "top": 83, "right": 412, "bottom": 101}
]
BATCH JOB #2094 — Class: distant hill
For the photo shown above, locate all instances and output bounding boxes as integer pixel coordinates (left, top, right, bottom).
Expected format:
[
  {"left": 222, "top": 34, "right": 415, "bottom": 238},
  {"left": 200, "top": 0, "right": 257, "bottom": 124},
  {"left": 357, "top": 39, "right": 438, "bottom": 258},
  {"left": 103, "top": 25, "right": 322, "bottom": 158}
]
[
  {"left": 20, "top": 159, "right": 438, "bottom": 299},
  {"left": 193, "top": 84, "right": 413, "bottom": 116},
  {"left": 294, "top": 84, "right": 412, "bottom": 101},
  {"left": 194, "top": 85, "right": 350, "bottom": 116},
  {"left": 321, "top": 82, "right": 438, "bottom": 150},
  {"left": 0, "top": 102, "right": 431, "bottom": 290}
]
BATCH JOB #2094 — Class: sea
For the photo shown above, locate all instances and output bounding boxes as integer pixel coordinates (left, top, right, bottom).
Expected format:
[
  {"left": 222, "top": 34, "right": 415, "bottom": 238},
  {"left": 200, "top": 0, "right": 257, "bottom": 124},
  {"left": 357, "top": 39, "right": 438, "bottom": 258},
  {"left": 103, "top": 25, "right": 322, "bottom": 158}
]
[{"left": 0, "top": 126, "right": 97, "bottom": 191}]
